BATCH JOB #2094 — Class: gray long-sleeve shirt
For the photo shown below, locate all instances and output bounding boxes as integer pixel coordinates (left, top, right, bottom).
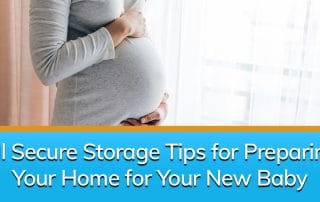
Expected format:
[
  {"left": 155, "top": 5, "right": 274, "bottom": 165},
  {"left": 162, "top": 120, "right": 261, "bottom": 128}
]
[{"left": 29, "top": 0, "right": 166, "bottom": 125}]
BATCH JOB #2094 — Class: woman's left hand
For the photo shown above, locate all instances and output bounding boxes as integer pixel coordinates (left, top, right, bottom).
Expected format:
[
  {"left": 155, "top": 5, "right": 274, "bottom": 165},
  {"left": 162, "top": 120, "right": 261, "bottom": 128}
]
[{"left": 121, "top": 93, "right": 169, "bottom": 126}]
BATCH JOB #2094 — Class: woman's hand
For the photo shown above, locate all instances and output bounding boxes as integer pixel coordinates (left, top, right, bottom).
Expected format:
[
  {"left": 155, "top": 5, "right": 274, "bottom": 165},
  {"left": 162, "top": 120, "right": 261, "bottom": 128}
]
[
  {"left": 105, "top": 10, "right": 146, "bottom": 47},
  {"left": 120, "top": 10, "right": 146, "bottom": 38},
  {"left": 121, "top": 93, "right": 169, "bottom": 126}
]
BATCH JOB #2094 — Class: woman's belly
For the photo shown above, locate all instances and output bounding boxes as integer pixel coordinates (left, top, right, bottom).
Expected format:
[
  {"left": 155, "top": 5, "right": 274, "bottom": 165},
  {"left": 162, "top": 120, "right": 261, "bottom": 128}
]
[{"left": 52, "top": 37, "right": 166, "bottom": 125}]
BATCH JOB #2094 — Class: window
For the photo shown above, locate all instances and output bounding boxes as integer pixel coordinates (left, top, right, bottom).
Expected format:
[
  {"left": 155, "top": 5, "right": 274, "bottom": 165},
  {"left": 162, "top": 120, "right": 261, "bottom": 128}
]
[{"left": 147, "top": 0, "right": 320, "bottom": 125}]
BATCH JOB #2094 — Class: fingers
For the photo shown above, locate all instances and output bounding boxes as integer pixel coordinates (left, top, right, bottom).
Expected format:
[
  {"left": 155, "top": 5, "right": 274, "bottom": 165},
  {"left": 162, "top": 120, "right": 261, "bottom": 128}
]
[
  {"left": 122, "top": 118, "right": 156, "bottom": 126},
  {"left": 162, "top": 92, "right": 169, "bottom": 103},
  {"left": 122, "top": 106, "right": 166, "bottom": 126},
  {"left": 120, "top": 121, "right": 132, "bottom": 126},
  {"left": 121, "top": 10, "right": 146, "bottom": 38},
  {"left": 122, "top": 93, "right": 169, "bottom": 126},
  {"left": 124, "top": 118, "right": 142, "bottom": 126},
  {"left": 141, "top": 109, "right": 162, "bottom": 124},
  {"left": 140, "top": 95, "right": 169, "bottom": 125}
]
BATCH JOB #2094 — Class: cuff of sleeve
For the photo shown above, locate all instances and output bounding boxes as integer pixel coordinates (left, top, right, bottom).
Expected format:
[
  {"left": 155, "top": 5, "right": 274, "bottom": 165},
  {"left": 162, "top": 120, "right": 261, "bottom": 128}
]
[{"left": 101, "top": 27, "right": 116, "bottom": 60}]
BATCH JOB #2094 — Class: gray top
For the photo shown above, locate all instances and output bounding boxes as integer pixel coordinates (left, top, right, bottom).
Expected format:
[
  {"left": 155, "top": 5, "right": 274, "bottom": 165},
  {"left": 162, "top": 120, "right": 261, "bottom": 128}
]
[{"left": 29, "top": 0, "right": 166, "bottom": 125}]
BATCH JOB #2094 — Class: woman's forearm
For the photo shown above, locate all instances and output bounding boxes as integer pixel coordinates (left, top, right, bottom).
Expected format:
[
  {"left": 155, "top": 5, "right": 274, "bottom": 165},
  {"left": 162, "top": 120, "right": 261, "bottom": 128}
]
[
  {"left": 106, "top": 10, "right": 146, "bottom": 47},
  {"left": 105, "top": 18, "right": 133, "bottom": 47},
  {"left": 30, "top": 0, "right": 116, "bottom": 86}
]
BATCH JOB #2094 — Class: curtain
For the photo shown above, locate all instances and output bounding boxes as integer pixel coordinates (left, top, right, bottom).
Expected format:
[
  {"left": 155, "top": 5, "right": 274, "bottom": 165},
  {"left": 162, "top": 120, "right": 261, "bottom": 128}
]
[
  {"left": 0, "top": 0, "right": 55, "bottom": 126},
  {"left": 147, "top": 0, "right": 320, "bottom": 125}
]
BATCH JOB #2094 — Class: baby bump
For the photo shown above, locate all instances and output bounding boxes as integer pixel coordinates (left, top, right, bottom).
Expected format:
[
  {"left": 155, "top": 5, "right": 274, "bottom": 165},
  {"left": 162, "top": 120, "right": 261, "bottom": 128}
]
[{"left": 70, "top": 37, "right": 166, "bottom": 124}]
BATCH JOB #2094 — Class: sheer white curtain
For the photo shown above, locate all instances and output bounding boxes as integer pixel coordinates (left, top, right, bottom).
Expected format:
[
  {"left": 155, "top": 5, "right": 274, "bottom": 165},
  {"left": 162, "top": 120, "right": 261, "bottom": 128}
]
[
  {"left": 147, "top": 0, "right": 320, "bottom": 125},
  {"left": 0, "top": 0, "right": 56, "bottom": 126}
]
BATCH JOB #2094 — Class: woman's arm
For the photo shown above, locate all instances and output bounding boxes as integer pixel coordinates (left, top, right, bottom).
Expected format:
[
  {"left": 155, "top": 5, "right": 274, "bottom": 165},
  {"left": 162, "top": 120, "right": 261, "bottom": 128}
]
[
  {"left": 30, "top": 0, "right": 144, "bottom": 86},
  {"left": 108, "top": 11, "right": 146, "bottom": 40},
  {"left": 30, "top": 0, "right": 114, "bottom": 85}
]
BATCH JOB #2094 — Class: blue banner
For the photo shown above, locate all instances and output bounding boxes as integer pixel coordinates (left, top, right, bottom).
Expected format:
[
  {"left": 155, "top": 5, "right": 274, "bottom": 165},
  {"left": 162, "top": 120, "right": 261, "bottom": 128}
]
[{"left": 0, "top": 131, "right": 319, "bottom": 201}]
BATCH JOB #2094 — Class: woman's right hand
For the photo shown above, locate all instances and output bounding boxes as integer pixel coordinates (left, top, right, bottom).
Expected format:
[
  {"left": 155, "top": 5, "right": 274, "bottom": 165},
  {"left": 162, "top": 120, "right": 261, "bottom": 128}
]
[
  {"left": 105, "top": 10, "right": 146, "bottom": 47},
  {"left": 120, "top": 10, "right": 146, "bottom": 38}
]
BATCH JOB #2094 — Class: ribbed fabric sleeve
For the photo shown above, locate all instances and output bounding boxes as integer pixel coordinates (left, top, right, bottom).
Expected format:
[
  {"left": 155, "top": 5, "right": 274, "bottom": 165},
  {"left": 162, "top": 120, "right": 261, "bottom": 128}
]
[{"left": 29, "top": 0, "right": 115, "bottom": 86}]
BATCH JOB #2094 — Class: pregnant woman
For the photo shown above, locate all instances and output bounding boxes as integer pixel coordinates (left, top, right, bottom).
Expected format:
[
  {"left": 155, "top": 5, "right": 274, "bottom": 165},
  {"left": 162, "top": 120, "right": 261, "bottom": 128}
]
[{"left": 29, "top": 0, "right": 168, "bottom": 125}]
